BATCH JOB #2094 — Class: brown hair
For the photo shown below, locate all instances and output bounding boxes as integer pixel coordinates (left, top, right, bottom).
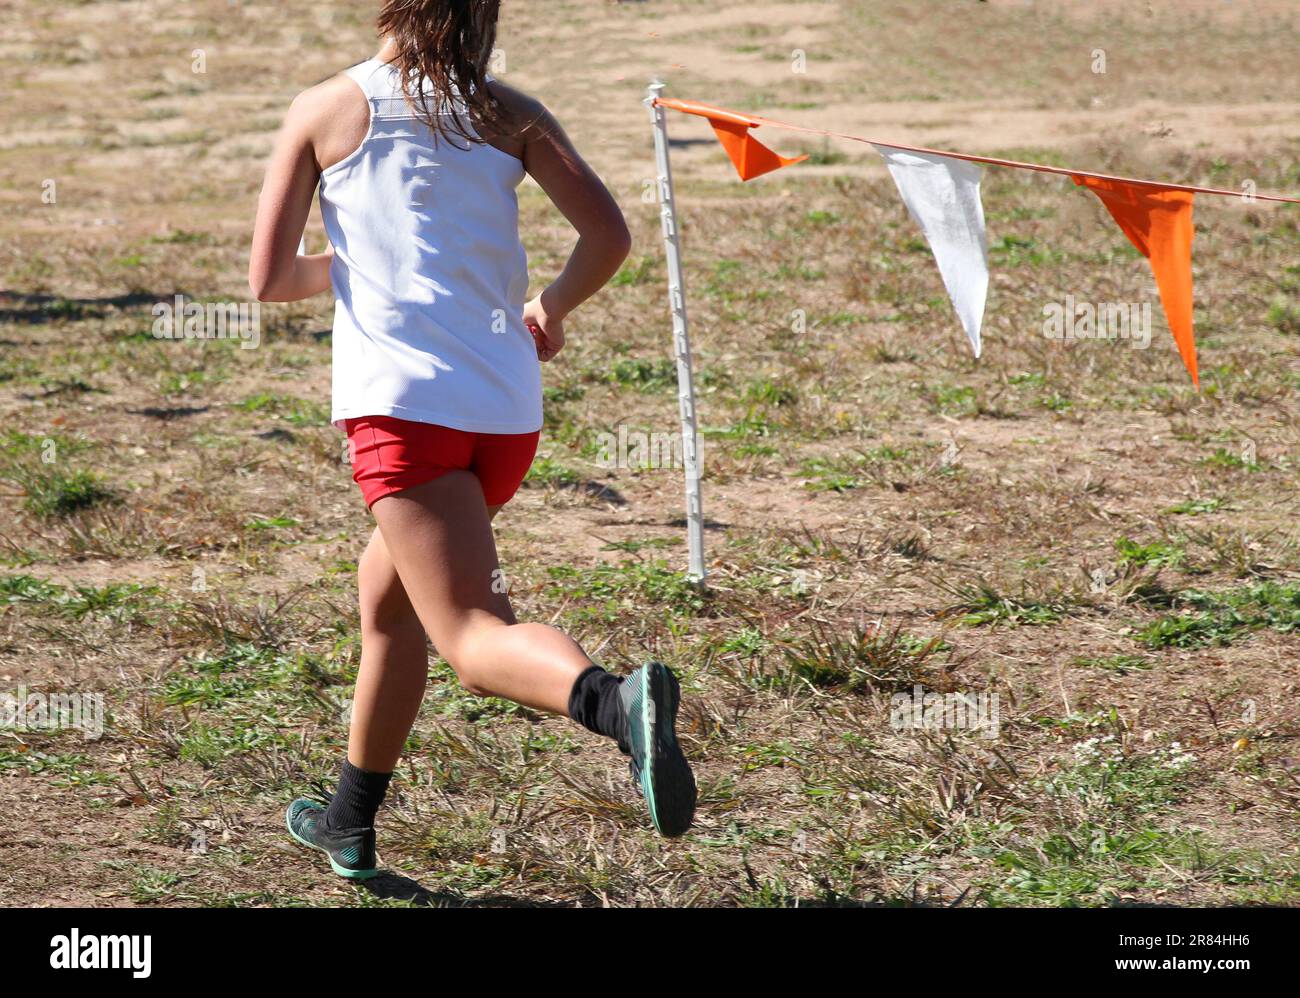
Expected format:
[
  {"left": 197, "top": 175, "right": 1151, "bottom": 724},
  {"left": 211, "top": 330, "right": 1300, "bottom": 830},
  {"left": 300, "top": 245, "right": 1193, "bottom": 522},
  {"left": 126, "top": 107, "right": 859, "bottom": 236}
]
[{"left": 376, "top": 0, "right": 507, "bottom": 146}]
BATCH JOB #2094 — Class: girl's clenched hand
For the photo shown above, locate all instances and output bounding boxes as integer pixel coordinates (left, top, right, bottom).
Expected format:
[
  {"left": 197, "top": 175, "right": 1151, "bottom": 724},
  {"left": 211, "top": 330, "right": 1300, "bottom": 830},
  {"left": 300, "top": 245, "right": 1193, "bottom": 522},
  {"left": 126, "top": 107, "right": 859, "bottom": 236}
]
[{"left": 523, "top": 294, "right": 565, "bottom": 363}]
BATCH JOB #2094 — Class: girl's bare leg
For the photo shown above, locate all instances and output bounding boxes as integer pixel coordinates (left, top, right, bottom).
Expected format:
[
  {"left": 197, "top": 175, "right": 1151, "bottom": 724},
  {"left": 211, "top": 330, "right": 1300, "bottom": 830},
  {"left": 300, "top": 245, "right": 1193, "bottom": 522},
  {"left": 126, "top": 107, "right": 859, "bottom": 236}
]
[
  {"left": 346, "top": 527, "right": 429, "bottom": 773},
  {"left": 303, "top": 471, "right": 692, "bottom": 848},
  {"left": 347, "top": 497, "right": 532, "bottom": 770},
  {"left": 368, "top": 471, "right": 595, "bottom": 714}
]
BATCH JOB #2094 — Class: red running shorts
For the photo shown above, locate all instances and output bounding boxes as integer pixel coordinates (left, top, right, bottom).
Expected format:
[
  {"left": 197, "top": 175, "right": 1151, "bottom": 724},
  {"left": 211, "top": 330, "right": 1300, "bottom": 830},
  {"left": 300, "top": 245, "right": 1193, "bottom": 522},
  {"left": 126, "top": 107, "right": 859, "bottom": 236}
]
[{"left": 343, "top": 415, "right": 540, "bottom": 509}]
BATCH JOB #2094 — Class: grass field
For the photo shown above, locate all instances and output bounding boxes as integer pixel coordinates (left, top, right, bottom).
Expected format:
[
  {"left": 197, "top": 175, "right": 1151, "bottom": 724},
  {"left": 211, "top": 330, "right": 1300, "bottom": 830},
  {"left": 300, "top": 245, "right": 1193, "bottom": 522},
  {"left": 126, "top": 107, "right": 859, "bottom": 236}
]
[{"left": 1, "top": 0, "right": 1298, "bottom": 907}]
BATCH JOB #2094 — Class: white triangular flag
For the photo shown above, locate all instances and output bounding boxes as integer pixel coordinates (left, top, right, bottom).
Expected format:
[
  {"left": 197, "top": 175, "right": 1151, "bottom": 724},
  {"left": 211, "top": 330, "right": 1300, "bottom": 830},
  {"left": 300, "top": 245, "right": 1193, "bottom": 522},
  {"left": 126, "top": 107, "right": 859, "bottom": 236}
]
[{"left": 874, "top": 146, "right": 988, "bottom": 357}]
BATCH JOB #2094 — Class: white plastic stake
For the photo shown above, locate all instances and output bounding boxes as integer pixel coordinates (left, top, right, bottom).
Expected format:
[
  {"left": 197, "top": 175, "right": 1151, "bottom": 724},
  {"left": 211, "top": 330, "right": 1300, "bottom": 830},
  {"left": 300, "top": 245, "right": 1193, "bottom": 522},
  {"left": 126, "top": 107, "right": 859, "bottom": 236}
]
[{"left": 645, "top": 81, "right": 705, "bottom": 583}]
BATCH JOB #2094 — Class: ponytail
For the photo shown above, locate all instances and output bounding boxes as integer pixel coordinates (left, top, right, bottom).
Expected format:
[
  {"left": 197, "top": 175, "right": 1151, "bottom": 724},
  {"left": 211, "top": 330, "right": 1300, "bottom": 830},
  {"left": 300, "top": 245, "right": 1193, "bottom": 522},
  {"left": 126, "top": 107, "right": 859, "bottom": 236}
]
[{"left": 375, "top": 1, "right": 506, "bottom": 145}]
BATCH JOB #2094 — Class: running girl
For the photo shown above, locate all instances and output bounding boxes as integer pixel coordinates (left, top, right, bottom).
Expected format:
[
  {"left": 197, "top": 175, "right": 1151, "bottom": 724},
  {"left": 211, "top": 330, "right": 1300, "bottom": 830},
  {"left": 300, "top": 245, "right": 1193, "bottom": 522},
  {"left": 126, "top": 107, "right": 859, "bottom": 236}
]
[{"left": 249, "top": 0, "right": 696, "bottom": 880}]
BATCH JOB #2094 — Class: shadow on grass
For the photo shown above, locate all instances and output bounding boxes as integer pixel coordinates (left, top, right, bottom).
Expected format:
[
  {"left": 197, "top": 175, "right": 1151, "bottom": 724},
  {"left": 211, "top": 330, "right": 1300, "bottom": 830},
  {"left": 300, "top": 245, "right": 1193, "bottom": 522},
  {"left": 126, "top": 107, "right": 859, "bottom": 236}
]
[
  {"left": 360, "top": 871, "right": 573, "bottom": 908},
  {"left": 570, "top": 480, "right": 626, "bottom": 504},
  {"left": 126, "top": 405, "right": 211, "bottom": 420},
  {"left": 531, "top": 479, "right": 628, "bottom": 505},
  {"left": 362, "top": 870, "right": 950, "bottom": 908},
  {"left": 666, "top": 516, "right": 728, "bottom": 531},
  {"left": 667, "top": 137, "right": 719, "bottom": 150},
  {"left": 0, "top": 290, "right": 183, "bottom": 324}
]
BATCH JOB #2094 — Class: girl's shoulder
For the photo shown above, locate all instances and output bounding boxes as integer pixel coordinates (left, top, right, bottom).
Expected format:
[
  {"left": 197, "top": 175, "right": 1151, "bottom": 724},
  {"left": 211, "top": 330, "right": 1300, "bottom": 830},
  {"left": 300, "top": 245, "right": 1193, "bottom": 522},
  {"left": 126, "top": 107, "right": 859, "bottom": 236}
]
[
  {"left": 483, "top": 80, "right": 560, "bottom": 149},
  {"left": 285, "top": 70, "right": 372, "bottom": 174}
]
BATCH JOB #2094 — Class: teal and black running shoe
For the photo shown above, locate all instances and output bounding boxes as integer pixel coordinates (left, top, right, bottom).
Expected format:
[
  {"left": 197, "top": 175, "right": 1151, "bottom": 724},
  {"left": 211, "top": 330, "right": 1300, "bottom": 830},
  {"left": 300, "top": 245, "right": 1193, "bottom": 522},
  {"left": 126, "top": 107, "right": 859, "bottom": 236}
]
[
  {"left": 286, "top": 798, "right": 380, "bottom": 880},
  {"left": 620, "top": 661, "right": 696, "bottom": 837}
]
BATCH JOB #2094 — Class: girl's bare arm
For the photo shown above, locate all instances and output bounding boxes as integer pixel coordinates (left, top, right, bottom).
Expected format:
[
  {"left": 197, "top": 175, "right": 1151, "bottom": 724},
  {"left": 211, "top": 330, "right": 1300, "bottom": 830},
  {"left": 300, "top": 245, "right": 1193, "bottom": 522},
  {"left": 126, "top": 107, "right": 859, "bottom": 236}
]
[
  {"left": 495, "top": 87, "right": 631, "bottom": 360},
  {"left": 248, "top": 80, "right": 363, "bottom": 302},
  {"left": 519, "top": 103, "right": 632, "bottom": 318}
]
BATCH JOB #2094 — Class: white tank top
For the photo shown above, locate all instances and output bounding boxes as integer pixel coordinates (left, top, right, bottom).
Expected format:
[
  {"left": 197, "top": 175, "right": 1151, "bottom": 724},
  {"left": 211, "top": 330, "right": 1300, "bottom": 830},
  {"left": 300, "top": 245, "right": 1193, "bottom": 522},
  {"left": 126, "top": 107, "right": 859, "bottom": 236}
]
[{"left": 320, "top": 58, "right": 542, "bottom": 434}]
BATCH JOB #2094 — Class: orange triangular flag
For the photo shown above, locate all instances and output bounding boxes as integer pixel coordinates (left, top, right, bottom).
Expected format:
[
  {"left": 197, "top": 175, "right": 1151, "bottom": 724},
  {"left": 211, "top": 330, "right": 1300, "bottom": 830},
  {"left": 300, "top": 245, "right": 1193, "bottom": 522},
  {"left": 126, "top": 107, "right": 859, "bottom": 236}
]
[
  {"left": 654, "top": 97, "right": 808, "bottom": 181},
  {"left": 1073, "top": 175, "right": 1198, "bottom": 386},
  {"left": 707, "top": 118, "right": 808, "bottom": 181}
]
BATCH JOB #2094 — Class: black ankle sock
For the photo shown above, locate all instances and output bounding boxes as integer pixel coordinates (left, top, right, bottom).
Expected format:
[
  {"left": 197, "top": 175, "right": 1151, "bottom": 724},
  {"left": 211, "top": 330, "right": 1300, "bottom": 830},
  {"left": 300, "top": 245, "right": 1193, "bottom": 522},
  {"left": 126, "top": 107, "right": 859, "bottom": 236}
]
[
  {"left": 568, "top": 665, "right": 627, "bottom": 750},
  {"left": 322, "top": 760, "right": 392, "bottom": 832}
]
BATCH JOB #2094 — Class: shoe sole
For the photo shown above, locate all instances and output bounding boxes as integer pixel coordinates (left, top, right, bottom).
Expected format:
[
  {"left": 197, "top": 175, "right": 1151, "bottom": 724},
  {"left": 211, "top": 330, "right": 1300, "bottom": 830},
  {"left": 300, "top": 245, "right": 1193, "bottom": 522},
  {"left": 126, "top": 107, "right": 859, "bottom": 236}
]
[
  {"left": 285, "top": 804, "right": 381, "bottom": 881},
  {"left": 637, "top": 663, "right": 697, "bottom": 837}
]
